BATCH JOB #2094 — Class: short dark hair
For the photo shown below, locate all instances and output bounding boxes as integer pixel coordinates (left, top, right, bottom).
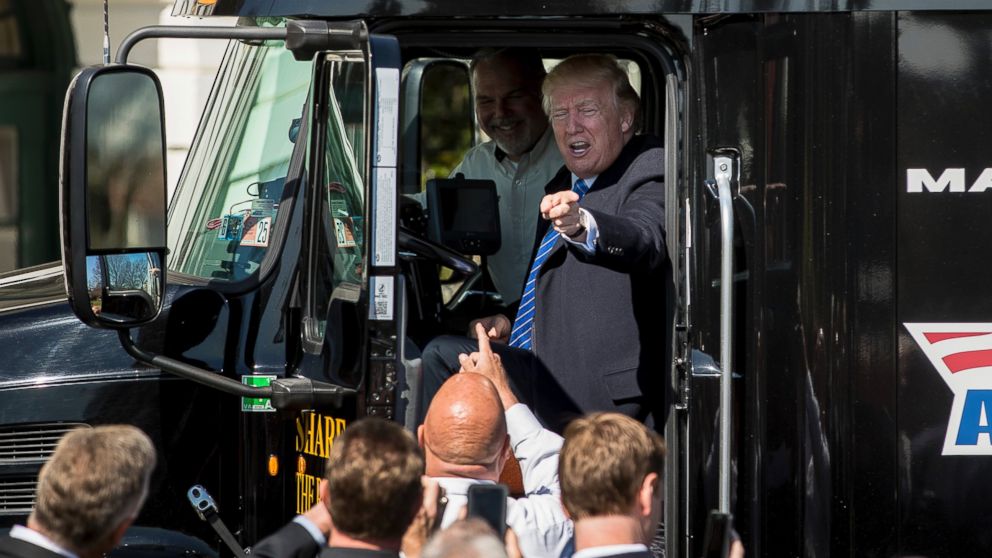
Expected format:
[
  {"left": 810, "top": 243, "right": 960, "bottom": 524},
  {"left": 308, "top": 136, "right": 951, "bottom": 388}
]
[
  {"left": 469, "top": 48, "right": 546, "bottom": 88},
  {"left": 326, "top": 418, "right": 425, "bottom": 541},
  {"left": 560, "top": 413, "right": 665, "bottom": 519}
]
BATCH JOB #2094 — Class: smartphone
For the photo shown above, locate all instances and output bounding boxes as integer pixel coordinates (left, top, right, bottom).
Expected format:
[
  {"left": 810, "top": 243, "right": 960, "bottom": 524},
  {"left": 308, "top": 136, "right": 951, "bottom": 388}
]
[
  {"left": 700, "top": 511, "right": 732, "bottom": 558},
  {"left": 467, "top": 483, "right": 509, "bottom": 538}
]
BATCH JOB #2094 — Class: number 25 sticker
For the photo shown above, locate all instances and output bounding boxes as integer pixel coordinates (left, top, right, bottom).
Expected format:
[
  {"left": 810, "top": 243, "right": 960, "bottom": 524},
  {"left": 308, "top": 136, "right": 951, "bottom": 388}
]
[{"left": 241, "top": 217, "right": 271, "bottom": 247}]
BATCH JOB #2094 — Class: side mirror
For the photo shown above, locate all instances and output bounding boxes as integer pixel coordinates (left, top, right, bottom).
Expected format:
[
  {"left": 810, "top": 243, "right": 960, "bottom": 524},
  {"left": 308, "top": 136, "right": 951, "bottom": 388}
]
[{"left": 61, "top": 65, "right": 167, "bottom": 328}]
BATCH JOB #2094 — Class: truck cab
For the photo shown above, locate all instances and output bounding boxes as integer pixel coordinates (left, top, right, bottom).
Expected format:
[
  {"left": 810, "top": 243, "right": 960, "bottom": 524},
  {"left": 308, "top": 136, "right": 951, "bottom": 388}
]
[{"left": 3, "top": 2, "right": 992, "bottom": 557}]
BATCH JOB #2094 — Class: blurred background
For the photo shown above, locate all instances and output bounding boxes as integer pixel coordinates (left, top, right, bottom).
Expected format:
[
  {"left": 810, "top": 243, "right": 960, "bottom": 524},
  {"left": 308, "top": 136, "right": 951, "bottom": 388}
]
[{"left": 0, "top": 0, "right": 232, "bottom": 273}]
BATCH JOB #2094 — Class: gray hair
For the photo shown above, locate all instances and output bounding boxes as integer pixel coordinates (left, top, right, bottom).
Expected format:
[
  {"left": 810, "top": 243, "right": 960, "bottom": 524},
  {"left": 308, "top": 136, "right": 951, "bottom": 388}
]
[
  {"left": 542, "top": 53, "right": 641, "bottom": 131},
  {"left": 422, "top": 518, "right": 509, "bottom": 558},
  {"left": 469, "top": 47, "right": 547, "bottom": 89},
  {"left": 31, "top": 425, "right": 156, "bottom": 552}
]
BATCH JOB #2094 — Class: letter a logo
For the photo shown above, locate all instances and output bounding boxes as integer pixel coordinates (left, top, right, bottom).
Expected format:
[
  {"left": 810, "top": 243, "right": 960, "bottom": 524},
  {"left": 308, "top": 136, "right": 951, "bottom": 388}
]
[{"left": 905, "top": 323, "right": 992, "bottom": 455}]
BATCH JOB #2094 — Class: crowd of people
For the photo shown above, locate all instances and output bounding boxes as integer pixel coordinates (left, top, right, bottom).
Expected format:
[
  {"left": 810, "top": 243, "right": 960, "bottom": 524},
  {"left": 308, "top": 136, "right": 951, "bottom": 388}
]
[
  {"left": 0, "top": 51, "right": 742, "bottom": 558},
  {"left": 0, "top": 331, "right": 741, "bottom": 558}
]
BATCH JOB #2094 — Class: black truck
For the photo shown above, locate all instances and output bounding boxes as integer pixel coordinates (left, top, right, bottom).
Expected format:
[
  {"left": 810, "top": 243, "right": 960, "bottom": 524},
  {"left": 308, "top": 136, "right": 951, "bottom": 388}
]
[{"left": 1, "top": 1, "right": 991, "bottom": 556}]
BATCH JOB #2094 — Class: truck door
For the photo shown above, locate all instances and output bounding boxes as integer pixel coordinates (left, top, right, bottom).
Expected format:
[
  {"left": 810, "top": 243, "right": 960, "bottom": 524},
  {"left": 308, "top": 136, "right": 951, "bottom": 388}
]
[
  {"left": 678, "top": 14, "right": 802, "bottom": 558},
  {"left": 292, "top": 29, "right": 404, "bottom": 518}
]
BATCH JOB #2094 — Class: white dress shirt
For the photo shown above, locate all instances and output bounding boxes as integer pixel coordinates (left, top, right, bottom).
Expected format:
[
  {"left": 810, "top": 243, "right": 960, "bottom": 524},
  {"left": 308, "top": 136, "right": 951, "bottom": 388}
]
[
  {"left": 560, "top": 174, "right": 600, "bottom": 254},
  {"left": 450, "top": 129, "right": 564, "bottom": 303},
  {"left": 435, "top": 403, "right": 572, "bottom": 558},
  {"left": 572, "top": 543, "right": 649, "bottom": 558}
]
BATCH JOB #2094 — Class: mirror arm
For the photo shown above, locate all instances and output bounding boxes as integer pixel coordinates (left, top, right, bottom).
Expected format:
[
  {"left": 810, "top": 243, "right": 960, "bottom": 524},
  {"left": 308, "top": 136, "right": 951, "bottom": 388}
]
[
  {"left": 116, "top": 330, "right": 357, "bottom": 411},
  {"left": 117, "top": 329, "right": 272, "bottom": 399},
  {"left": 115, "top": 26, "right": 288, "bottom": 64}
]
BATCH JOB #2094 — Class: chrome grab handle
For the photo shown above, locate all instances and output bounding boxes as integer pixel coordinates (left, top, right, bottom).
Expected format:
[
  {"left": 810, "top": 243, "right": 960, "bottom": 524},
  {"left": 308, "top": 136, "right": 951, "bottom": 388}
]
[{"left": 713, "top": 154, "right": 735, "bottom": 515}]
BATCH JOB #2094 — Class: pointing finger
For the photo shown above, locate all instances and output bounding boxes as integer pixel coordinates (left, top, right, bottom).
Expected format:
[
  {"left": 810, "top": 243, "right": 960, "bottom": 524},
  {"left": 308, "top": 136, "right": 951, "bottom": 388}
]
[{"left": 475, "top": 323, "right": 492, "bottom": 355}]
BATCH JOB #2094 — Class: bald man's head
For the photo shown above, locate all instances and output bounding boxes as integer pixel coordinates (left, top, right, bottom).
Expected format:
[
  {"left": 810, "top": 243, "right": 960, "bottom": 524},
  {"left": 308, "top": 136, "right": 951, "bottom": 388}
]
[{"left": 420, "top": 373, "right": 508, "bottom": 476}]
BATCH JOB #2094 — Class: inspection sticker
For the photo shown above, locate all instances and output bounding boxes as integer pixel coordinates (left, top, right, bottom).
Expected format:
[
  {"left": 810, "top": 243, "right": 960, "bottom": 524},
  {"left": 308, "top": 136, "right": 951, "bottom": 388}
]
[
  {"left": 334, "top": 217, "right": 357, "bottom": 248},
  {"left": 369, "top": 276, "right": 394, "bottom": 321},
  {"left": 240, "top": 216, "right": 272, "bottom": 247},
  {"left": 218, "top": 214, "right": 243, "bottom": 241},
  {"left": 242, "top": 375, "right": 277, "bottom": 412}
]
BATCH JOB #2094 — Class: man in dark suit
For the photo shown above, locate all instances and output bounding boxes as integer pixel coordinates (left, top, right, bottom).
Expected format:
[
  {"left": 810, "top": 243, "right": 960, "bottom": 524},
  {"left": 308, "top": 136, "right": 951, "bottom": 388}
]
[
  {"left": 422, "top": 53, "right": 670, "bottom": 433},
  {"left": 0, "top": 425, "right": 156, "bottom": 558},
  {"left": 250, "top": 418, "right": 425, "bottom": 558}
]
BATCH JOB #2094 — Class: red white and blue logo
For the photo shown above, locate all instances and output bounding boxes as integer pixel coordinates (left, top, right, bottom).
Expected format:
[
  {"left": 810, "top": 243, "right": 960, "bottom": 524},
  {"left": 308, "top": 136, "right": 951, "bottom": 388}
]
[{"left": 905, "top": 323, "right": 992, "bottom": 455}]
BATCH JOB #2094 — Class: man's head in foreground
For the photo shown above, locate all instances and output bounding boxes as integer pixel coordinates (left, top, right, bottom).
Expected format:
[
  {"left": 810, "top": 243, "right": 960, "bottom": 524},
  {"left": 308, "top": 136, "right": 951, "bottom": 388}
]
[
  {"left": 418, "top": 372, "right": 510, "bottom": 482},
  {"left": 321, "top": 417, "right": 425, "bottom": 548},
  {"left": 560, "top": 412, "right": 665, "bottom": 546},
  {"left": 29, "top": 425, "right": 156, "bottom": 558}
]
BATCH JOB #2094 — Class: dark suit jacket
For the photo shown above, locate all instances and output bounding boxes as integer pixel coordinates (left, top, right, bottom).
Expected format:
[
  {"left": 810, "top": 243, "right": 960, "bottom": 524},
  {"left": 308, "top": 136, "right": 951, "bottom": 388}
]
[
  {"left": 531, "top": 134, "right": 670, "bottom": 427},
  {"left": 249, "top": 522, "right": 320, "bottom": 558},
  {"left": 249, "top": 521, "right": 398, "bottom": 558},
  {"left": 588, "top": 552, "right": 654, "bottom": 558},
  {"left": 0, "top": 536, "right": 64, "bottom": 558}
]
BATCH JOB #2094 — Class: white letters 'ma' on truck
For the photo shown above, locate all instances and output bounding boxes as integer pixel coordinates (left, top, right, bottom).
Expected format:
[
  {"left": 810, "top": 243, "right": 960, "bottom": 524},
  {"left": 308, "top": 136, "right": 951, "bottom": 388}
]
[{"left": 907, "top": 168, "right": 992, "bottom": 192}]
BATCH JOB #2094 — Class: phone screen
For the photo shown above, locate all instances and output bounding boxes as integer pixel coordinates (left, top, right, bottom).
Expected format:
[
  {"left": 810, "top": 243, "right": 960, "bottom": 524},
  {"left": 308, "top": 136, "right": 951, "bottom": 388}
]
[
  {"left": 701, "top": 511, "right": 732, "bottom": 558},
  {"left": 467, "top": 483, "right": 508, "bottom": 538}
]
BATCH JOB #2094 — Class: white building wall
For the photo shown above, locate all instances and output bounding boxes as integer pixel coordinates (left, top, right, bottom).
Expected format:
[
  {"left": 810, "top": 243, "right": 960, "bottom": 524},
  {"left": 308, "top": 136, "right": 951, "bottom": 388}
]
[{"left": 69, "top": 0, "right": 235, "bottom": 199}]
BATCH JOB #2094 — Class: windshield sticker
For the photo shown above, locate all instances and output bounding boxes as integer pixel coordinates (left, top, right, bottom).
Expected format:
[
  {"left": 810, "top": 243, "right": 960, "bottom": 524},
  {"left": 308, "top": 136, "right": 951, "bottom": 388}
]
[
  {"left": 372, "top": 167, "right": 396, "bottom": 267},
  {"left": 334, "top": 217, "right": 357, "bottom": 248},
  {"left": 218, "top": 213, "right": 244, "bottom": 241},
  {"left": 241, "top": 216, "right": 272, "bottom": 248},
  {"left": 370, "top": 275, "right": 394, "bottom": 321},
  {"left": 241, "top": 375, "right": 277, "bottom": 412},
  {"left": 374, "top": 68, "right": 399, "bottom": 167},
  {"left": 330, "top": 196, "right": 349, "bottom": 217},
  {"left": 252, "top": 198, "right": 275, "bottom": 216}
]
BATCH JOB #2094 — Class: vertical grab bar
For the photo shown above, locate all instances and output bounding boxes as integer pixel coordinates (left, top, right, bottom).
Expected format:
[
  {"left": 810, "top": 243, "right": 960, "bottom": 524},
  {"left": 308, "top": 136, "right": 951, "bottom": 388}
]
[{"left": 713, "top": 155, "right": 735, "bottom": 514}]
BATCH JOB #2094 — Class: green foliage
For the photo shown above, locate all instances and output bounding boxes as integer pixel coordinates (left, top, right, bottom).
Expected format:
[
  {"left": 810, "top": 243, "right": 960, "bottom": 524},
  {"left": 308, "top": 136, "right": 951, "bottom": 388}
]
[{"left": 418, "top": 63, "right": 474, "bottom": 189}]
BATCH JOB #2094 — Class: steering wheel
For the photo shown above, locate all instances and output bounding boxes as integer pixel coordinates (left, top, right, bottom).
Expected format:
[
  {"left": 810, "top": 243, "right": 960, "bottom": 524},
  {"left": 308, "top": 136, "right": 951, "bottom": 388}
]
[{"left": 398, "top": 227, "right": 478, "bottom": 276}]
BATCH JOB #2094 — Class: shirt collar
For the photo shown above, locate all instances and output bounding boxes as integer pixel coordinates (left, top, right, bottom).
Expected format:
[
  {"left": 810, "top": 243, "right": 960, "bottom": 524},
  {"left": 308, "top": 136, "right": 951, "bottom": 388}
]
[
  {"left": 10, "top": 525, "right": 79, "bottom": 558},
  {"left": 572, "top": 543, "right": 649, "bottom": 558},
  {"left": 572, "top": 174, "right": 598, "bottom": 189},
  {"left": 432, "top": 476, "right": 495, "bottom": 496}
]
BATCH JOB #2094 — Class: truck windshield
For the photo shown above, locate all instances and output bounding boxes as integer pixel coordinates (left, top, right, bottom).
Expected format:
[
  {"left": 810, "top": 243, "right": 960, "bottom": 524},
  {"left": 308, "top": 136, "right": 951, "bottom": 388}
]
[{"left": 168, "top": 37, "right": 310, "bottom": 282}]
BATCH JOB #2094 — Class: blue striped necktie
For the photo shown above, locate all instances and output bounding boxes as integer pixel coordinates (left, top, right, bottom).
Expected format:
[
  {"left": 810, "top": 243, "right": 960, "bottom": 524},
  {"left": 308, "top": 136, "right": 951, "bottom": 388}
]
[{"left": 508, "top": 178, "right": 591, "bottom": 350}]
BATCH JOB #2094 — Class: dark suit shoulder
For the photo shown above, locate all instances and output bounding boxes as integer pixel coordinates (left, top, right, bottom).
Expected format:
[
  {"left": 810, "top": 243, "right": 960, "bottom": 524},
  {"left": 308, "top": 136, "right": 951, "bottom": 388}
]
[
  {"left": 250, "top": 521, "right": 320, "bottom": 558},
  {"left": 0, "top": 537, "right": 63, "bottom": 558},
  {"left": 591, "top": 551, "right": 655, "bottom": 558},
  {"left": 620, "top": 135, "right": 665, "bottom": 177}
]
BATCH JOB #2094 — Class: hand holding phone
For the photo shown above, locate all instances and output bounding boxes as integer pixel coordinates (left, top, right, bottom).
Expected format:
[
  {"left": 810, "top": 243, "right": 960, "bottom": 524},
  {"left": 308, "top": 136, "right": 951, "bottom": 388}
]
[{"left": 467, "top": 483, "right": 509, "bottom": 538}]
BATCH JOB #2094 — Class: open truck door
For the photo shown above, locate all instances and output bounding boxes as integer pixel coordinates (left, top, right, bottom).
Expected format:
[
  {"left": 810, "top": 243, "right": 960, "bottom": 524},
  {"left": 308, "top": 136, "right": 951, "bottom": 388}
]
[{"left": 57, "top": 21, "right": 412, "bottom": 545}]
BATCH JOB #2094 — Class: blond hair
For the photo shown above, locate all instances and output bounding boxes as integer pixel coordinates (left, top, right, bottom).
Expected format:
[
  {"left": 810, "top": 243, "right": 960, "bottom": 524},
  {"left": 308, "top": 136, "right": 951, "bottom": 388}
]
[
  {"left": 542, "top": 54, "right": 641, "bottom": 131},
  {"left": 326, "top": 418, "right": 425, "bottom": 541},
  {"left": 560, "top": 413, "right": 665, "bottom": 519},
  {"left": 31, "top": 425, "right": 156, "bottom": 551}
]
